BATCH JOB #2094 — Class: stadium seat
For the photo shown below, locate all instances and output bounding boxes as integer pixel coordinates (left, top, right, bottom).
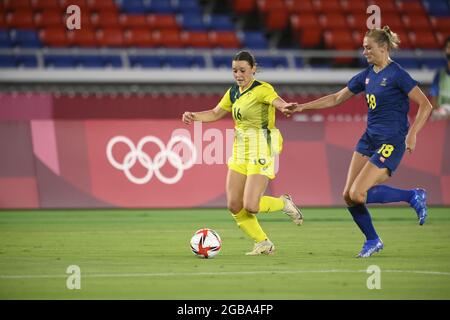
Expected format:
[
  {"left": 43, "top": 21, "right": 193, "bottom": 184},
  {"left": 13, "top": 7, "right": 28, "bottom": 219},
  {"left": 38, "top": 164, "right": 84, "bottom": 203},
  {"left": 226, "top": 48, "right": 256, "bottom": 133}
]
[
  {"left": 129, "top": 55, "right": 162, "bottom": 68},
  {"left": 67, "top": 28, "right": 97, "bottom": 47},
  {"left": 313, "top": 0, "right": 343, "bottom": 13},
  {"left": 30, "top": 0, "right": 61, "bottom": 12},
  {"left": 39, "top": 28, "right": 70, "bottom": 47},
  {"left": 297, "top": 29, "right": 322, "bottom": 48},
  {"left": 154, "top": 29, "right": 183, "bottom": 48},
  {"left": 91, "top": 11, "right": 120, "bottom": 28},
  {"left": 34, "top": 10, "right": 65, "bottom": 28},
  {"left": 395, "top": 30, "right": 413, "bottom": 49},
  {"left": 232, "top": 0, "right": 256, "bottom": 14},
  {"left": 175, "top": 0, "right": 202, "bottom": 14},
  {"left": 148, "top": 14, "right": 179, "bottom": 30},
  {"left": 207, "top": 15, "right": 235, "bottom": 31},
  {"left": 366, "top": 0, "right": 399, "bottom": 13},
  {"left": 290, "top": 14, "right": 320, "bottom": 33},
  {"left": 182, "top": 31, "right": 210, "bottom": 48},
  {"left": 340, "top": 0, "right": 367, "bottom": 14},
  {"left": 119, "top": 14, "right": 148, "bottom": 29},
  {"left": 402, "top": 13, "right": 432, "bottom": 31},
  {"left": 409, "top": 30, "right": 440, "bottom": 49},
  {"left": 380, "top": 13, "right": 406, "bottom": 31},
  {"left": 0, "top": 15, "right": 5, "bottom": 29},
  {"left": 86, "top": 0, "right": 117, "bottom": 12},
  {"left": 422, "top": 0, "right": 450, "bottom": 17},
  {"left": 96, "top": 28, "right": 124, "bottom": 47},
  {"left": 285, "top": 0, "right": 314, "bottom": 14},
  {"left": 294, "top": 56, "right": 304, "bottom": 68},
  {"left": 77, "top": 55, "right": 122, "bottom": 68},
  {"left": 265, "top": 11, "right": 289, "bottom": 30},
  {"left": 60, "top": 0, "right": 88, "bottom": 11},
  {"left": 212, "top": 55, "right": 231, "bottom": 68},
  {"left": 10, "top": 30, "right": 42, "bottom": 48},
  {"left": 165, "top": 55, "right": 205, "bottom": 68},
  {"left": 324, "top": 30, "right": 355, "bottom": 49},
  {"left": 209, "top": 31, "right": 240, "bottom": 48},
  {"left": 3, "top": 0, "right": 32, "bottom": 11},
  {"left": 0, "top": 30, "right": 13, "bottom": 48},
  {"left": 120, "top": 0, "right": 146, "bottom": 14},
  {"left": 319, "top": 13, "right": 349, "bottom": 29},
  {"left": 431, "top": 17, "right": 450, "bottom": 34},
  {"left": 0, "top": 55, "right": 16, "bottom": 67},
  {"left": 6, "top": 11, "right": 35, "bottom": 29},
  {"left": 240, "top": 31, "right": 268, "bottom": 49},
  {"left": 148, "top": 0, "right": 176, "bottom": 14},
  {"left": 123, "top": 28, "right": 155, "bottom": 47},
  {"left": 347, "top": 13, "right": 370, "bottom": 31},
  {"left": 396, "top": 0, "right": 427, "bottom": 15},
  {"left": 44, "top": 55, "right": 77, "bottom": 68},
  {"left": 256, "top": 56, "right": 289, "bottom": 69},
  {"left": 179, "top": 13, "right": 206, "bottom": 31}
]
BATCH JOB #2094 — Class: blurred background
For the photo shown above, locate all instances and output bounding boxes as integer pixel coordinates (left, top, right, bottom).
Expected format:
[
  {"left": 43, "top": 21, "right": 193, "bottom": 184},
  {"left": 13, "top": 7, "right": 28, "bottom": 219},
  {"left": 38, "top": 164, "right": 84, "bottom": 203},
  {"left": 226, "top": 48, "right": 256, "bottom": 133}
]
[{"left": 0, "top": 0, "right": 449, "bottom": 209}]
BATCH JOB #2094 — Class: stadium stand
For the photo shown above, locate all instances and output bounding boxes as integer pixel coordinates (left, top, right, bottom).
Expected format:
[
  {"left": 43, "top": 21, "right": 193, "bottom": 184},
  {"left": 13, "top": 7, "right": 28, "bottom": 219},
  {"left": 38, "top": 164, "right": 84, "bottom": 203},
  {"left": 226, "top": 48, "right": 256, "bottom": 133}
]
[{"left": 0, "top": 0, "right": 447, "bottom": 71}]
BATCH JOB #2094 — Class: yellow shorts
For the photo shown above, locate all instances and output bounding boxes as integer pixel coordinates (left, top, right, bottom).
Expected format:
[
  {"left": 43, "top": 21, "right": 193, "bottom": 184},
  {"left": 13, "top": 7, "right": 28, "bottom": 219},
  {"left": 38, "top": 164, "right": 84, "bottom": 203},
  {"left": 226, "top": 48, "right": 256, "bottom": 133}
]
[{"left": 228, "top": 156, "right": 277, "bottom": 179}]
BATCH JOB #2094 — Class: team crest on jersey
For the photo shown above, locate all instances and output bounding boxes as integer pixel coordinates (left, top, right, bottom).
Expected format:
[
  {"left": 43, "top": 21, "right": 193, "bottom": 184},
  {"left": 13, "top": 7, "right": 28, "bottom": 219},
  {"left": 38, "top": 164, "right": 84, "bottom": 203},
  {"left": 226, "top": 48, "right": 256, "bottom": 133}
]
[
  {"left": 380, "top": 78, "right": 387, "bottom": 86},
  {"left": 365, "top": 78, "right": 370, "bottom": 85}
]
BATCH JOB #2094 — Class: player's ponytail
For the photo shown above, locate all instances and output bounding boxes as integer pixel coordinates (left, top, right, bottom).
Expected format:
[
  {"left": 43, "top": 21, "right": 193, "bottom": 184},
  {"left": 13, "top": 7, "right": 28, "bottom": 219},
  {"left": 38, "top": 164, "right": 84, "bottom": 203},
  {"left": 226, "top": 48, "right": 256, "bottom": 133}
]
[{"left": 366, "top": 26, "right": 400, "bottom": 51}]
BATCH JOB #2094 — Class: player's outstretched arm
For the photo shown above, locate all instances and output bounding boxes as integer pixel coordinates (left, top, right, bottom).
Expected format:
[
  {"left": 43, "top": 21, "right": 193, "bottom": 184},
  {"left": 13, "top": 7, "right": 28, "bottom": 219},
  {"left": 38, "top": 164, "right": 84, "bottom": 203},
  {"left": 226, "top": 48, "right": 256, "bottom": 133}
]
[
  {"left": 405, "top": 86, "right": 433, "bottom": 153},
  {"left": 282, "top": 87, "right": 354, "bottom": 116},
  {"left": 182, "top": 104, "right": 228, "bottom": 124},
  {"left": 272, "top": 97, "right": 298, "bottom": 115}
]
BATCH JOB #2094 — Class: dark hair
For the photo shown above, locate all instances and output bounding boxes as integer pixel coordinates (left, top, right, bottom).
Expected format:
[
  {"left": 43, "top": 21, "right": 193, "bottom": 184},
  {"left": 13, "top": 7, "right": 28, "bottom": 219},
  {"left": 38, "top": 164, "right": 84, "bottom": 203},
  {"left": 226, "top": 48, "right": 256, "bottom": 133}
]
[
  {"left": 365, "top": 26, "right": 400, "bottom": 51},
  {"left": 446, "top": 36, "right": 450, "bottom": 47},
  {"left": 233, "top": 50, "right": 256, "bottom": 68}
]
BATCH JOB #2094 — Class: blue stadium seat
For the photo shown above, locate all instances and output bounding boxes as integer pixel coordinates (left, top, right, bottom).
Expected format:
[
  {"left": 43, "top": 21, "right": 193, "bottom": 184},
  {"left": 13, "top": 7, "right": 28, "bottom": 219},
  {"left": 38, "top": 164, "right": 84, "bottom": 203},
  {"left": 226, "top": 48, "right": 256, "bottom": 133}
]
[
  {"left": 0, "top": 56, "right": 16, "bottom": 68},
  {"left": 241, "top": 31, "right": 268, "bottom": 49},
  {"left": 77, "top": 55, "right": 123, "bottom": 68},
  {"left": 148, "top": 0, "right": 176, "bottom": 13},
  {"left": 212, "top": 56, "right": 231, "bottom": 68},
  {"left": 10, "top": 30, "right": 42, "bottom": 48},
  {"left": 257, "top": 56, "right": 289, "bottom": 69},
  {"left": 44, "top": 55, "right": 77, "bottom": 68},
  {"left": 294, "top": 57, "right": 304, "bottom": 68},
  {"left": 422, "top": 0, "right": 450, "bottom": 16},
  {"left": 0, "top": 31, "right": 13, "bottom": 48},
  {"left": 129, "top": 55, "right": 162, "bottom": 68},
  {"left": 207, "top": 15, "right": 235, "bottom": 31},
  {"left": 120, "top": 0, "right": 147, "bottom": 14},
  {"left": 180, "top": 13, "right": 206, "bottom": 31},
  {"left": 16, "top": 55, "right": 38, "bottom": 68},
  {"left": 164, "top": 55, "right": 205, "bottom": 68},
  {"left": 421, "top": 57, "right": 447, "bottom": 69},
  {"left": 190, "top": 55, "right": 206, "bottom": 68},
  {"left": 176, "top": 0, "right": 202, "bottom": 14}
]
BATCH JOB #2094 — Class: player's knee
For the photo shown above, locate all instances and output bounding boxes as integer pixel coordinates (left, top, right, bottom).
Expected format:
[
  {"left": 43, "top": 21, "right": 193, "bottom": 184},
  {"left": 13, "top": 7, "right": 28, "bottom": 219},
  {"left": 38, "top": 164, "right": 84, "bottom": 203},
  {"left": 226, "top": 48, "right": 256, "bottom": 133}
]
[
  {"left": 342, "top": 190, "right": 353, "bottom": 206},
  {"left": 349, "top": 188, "right": 366, "bottom": 204},
  {"left": 227, "top": 201, "right": 243, "bottom": 215},
  {"left": 243, "top": 202, "right": 259, "bottom": 214}
]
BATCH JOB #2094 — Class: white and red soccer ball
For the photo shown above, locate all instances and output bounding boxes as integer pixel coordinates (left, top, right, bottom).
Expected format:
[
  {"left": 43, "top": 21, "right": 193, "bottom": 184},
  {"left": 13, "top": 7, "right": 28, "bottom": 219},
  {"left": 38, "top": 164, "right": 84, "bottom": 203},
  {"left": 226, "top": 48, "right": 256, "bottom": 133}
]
[{"left": 190, "top": 228, "right": 222, "bottom": 258}]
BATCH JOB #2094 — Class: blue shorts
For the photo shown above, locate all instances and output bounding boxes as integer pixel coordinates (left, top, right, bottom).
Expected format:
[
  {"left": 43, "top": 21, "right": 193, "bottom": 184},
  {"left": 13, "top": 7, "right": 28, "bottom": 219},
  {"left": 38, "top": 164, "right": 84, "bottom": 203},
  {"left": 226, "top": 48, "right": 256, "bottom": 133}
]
[{"left": 355, "top": 131, "right": 406, "bottom": 175}]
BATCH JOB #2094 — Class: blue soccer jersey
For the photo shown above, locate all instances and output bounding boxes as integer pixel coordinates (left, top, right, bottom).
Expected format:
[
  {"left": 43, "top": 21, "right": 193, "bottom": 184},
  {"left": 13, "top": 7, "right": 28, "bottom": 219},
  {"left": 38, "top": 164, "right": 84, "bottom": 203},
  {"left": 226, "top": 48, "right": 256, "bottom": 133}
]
[{"left": 347, "top": 61, "right": 418, "bottom": 140}]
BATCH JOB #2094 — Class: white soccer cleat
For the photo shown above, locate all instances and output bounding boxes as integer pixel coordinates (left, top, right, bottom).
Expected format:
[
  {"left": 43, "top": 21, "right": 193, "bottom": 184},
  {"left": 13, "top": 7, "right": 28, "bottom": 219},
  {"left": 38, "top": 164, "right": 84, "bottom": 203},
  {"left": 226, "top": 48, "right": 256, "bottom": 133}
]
[
  {"left": 245, "top": 239, "right": 275, "bottom": 256},
  {"left": 281, "top": 194, "right": 304, "bottom": 226}
]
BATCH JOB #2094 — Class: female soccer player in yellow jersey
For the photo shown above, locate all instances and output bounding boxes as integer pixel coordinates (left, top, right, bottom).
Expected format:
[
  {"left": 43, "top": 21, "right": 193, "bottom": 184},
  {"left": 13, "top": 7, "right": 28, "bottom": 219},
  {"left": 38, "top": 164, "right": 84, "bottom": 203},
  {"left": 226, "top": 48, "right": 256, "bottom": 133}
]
[{"left": 182, "top": 51, "right": 303, "bottom": 255}]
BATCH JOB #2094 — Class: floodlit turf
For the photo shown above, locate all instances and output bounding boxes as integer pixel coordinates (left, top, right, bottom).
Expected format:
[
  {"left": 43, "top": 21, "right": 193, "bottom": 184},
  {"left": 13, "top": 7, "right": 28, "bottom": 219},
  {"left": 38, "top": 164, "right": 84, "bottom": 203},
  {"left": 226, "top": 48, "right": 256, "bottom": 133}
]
[{"left": 0, "top": 207, "right": 449, "bottom": 300}]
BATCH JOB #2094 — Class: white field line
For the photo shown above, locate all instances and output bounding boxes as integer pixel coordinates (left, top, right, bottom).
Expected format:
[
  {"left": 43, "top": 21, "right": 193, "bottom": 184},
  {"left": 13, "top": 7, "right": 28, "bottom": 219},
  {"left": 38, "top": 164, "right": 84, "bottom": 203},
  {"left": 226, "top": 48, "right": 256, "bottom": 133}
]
[{"left": 1, "top": 269, "right": 450, "bottom": 279}]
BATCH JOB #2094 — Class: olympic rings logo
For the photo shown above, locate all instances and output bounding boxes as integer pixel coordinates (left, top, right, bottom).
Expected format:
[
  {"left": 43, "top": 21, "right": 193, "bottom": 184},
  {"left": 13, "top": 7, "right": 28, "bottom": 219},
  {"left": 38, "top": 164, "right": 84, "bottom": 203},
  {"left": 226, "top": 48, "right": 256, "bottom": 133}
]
[{"left": 106, "top": 135, "right": 197, "bottom": 185}]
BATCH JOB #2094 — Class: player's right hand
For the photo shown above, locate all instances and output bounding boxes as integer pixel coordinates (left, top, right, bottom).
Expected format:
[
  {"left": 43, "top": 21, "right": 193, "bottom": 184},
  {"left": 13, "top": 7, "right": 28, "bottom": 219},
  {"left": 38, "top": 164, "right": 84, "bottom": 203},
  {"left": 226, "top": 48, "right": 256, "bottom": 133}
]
[{"left": 182, "top": 112, "right": 196, "bottom": 124}]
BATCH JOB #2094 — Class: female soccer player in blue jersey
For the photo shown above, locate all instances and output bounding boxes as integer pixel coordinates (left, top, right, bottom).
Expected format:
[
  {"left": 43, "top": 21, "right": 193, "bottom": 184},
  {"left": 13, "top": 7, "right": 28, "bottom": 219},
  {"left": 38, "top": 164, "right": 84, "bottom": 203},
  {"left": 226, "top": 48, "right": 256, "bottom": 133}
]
[
  {"left": 182, "top": 51, "right": 303, "bottom": 255},
  {"left": 283, "top": 26, "right": 432, "bottom": 258}
]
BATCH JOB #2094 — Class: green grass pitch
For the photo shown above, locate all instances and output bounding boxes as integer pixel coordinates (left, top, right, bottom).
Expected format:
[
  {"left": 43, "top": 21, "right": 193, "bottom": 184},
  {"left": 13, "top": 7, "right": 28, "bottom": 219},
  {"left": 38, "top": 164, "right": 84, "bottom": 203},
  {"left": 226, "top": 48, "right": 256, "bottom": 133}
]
[{"left": 0, "top": 207, "right": 449, "bottom": 299}]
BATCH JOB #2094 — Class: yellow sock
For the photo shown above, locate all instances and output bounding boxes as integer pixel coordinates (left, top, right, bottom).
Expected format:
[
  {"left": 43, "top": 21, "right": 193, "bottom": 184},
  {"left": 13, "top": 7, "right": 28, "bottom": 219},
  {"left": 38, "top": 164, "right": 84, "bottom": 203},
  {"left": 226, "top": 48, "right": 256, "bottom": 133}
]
[
  {"left": 259, "top": 196, "right": 284, "bottom": 213},
  {"left": 231, "top": 208, "right": 267, "bottom": 243}
]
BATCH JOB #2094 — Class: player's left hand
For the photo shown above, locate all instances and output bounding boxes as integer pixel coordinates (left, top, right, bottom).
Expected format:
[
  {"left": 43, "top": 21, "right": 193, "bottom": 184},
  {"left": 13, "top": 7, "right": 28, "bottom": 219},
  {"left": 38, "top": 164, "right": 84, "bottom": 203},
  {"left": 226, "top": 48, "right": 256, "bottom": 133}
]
[
  {"left": 281, "top": 103, "right": 298, "bottom": 117},
  {"left": 405, "top": 133, "right": 416, "bottom": 153}
]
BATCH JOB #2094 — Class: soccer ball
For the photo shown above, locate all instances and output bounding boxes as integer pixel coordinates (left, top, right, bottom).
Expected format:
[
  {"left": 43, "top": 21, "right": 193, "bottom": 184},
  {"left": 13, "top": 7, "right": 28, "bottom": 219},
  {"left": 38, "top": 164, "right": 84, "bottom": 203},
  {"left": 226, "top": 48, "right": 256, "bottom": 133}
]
[{"left": 190, "top": 228, "right": 222, "bottom": 258}]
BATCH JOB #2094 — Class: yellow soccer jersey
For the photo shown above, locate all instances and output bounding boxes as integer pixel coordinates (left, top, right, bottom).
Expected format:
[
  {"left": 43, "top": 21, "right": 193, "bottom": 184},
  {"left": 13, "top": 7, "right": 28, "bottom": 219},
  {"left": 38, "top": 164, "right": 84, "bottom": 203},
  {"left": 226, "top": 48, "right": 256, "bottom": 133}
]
[{"left": 218, "top": 79, "right": 283, "bottom": 161}]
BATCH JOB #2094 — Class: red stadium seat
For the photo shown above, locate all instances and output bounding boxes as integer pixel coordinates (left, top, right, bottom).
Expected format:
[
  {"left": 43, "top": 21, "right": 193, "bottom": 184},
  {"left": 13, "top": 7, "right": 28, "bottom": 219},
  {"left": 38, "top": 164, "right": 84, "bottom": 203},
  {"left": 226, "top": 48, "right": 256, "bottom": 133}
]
[
  {"left": 96, "top": 28, "right": 124, "bottom": 47},
  {"left": 0, "top": 15, "right": 6, "bottom": 29},
  {"left": 297, "top": 29, "right": 322, "bottom": 48},
  {"left": 30, "top": 0, "right": 61, "bottom": 12},
  {"left": 290, "top": 14, "right": 320, "bottom": 33},
  {"left": 437, "top": 32, "right": 449, "bottom": 47},
  {"left": 396, "top": 0, "right": 427, "bottom": 15},
  {"left": 324, "top": 30, "right": 355, "bottom": 49},
  {"left": 148, "top": 14, "right": 178, "bottom": 30},
  {"left": 154, "top": 29, "right": 182, "bottom": 48},
  {"left": 67, "top": 28, "right": 97, "bottom": 46},
  {"left": 59, "top": 0, "right": 88, "bottom": 11},
  {"left": 209, "top": 31, "right": 240, "bottom": 48},
  {"left": 86, "top": 0, "right": 117, "bottom": 12},
  {"left": 265, "top": 11, "right": 289, "bottom": 30},
  {"left": 123, "top": 28, "right": 155, "bottom": 47},
  {"left": 34, "top": 10, "right": 65, "bottom": 28},
  {"left": 285, "top": 0, "right": 314, "bottom": 14},
  {"left": 313, "top": 0, "right": 343, "bottom": 13},
  {"left": 402, "top": 13, "right": 432, "bottom": 31},
  {"left": 319, "top": 13, "right": 349, "bottom": 29},
  {"left": 366, "top": 0, "right": 399, "bottom": 13},
  {"left": 431, "top": 17, "right": 450, "bottom": 34},
  {"left": 347, "top": 13, "right": 370, "bottom": 31},
  {"left": 3, "top": 0, "right": 32, "bottom": 11},
  {"left": 63, "top": 10, "right": 92, "bottom": 29},
  {"left": 395, "top": 30, "right": 413, "bottom": 49},
  {"left": 182, "top": 31, "right": 211, "bottom": 48},
  {"left": 6, "top": 11, "right": 35, "bottom": 29},
  {"left": 91, "top": 11, "right": 120, "bottom": 28},
  {"left": 39, "top": 27, "right": 69, "bottom": 47},
  {"left": 119, "top": 14, "right": 149, "bottom": 29},
  {"left": 340, "top": 0, "right": 367, "bottom": 14},
  {"left": 232, "top": 0, "right": 255, "bottom": 14},
  {"left": 409, "top": 30, "right": 440, "bottom": 49},
  {"left": 380, "top": 13, "right": 406, "bottom": 31},
  {"left": 257, "top": 0, "right": 286, "bottom": 13}
]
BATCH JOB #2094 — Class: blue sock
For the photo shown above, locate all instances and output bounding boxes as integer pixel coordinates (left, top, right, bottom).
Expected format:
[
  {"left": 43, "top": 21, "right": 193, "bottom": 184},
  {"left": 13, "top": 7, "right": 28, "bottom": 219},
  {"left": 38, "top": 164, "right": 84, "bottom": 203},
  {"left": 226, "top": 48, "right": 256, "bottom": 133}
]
[
  {"left": 347, "top": 204, "right": 379, "bottom": 240},
  {"left": 366, "top": 185, "right": 414, "bottom": 204}
]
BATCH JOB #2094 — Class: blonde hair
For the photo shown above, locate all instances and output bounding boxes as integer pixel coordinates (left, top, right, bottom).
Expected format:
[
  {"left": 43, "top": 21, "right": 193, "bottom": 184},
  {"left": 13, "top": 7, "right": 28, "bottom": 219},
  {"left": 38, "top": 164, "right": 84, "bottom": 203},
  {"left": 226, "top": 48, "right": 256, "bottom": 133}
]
[{"left": 366, "top": 26, "right": 400, "bottom": 51}]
